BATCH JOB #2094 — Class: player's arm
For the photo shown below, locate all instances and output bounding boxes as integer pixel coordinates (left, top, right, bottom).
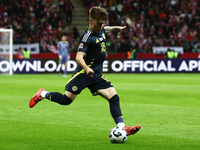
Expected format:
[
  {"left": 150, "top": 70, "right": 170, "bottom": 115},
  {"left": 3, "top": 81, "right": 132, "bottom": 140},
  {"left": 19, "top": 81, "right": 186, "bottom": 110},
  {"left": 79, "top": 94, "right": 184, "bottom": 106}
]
[
  {"left": 57, "top": 43, "right": 62, "bottom": 59},
  {"left": 104, "top": 26, "right": 126, "bottom": 34},
  {"left": 67, "top": 42, "right": 70, "bottom": 59},
  {"left": 76, "top": 51, "right": 94, "bottom": 77}
]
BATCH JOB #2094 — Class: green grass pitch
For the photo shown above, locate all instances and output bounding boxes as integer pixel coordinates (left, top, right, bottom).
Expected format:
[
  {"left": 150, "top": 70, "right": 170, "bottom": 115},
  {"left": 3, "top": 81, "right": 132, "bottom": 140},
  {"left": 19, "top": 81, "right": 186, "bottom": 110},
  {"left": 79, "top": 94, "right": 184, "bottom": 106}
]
[{"left": 0, "top": 73, "right": 200, "bottom": 150}]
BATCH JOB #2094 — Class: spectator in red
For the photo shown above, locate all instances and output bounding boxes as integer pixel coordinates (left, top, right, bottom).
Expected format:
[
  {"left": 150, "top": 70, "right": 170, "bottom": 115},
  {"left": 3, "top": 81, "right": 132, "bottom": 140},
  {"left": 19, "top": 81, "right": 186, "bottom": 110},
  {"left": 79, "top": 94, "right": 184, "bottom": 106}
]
[
  {"left": 149, "top": 8, "right": 154, "bottom": 16},
  {"left": 45, "top": 22, "right": 52, "bottom": 33},
  {"left": 0, "top": 3, "right": 3, "bottom": 15},
  {"left": 186, "top": 30, "right": 194, "bottom": 41},
  {"left": 124, "top": 1, "right": 132, "bottom": 13},
  {"left": 159, "top": 10, "right": 167, "bottom": 20},
  {"left": 21, "top": 1, "right": 28, "bottom": 12}
]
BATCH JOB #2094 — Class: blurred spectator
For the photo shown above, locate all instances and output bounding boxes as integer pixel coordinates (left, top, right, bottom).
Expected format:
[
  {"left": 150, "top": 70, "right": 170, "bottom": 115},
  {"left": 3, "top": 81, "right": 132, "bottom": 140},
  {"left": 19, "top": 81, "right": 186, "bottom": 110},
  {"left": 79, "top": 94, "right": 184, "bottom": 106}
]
[
  {"left": 1, "top": 0, "right": 200, "bottom": 54},
  {"left": 23, "top": 48, "right": 31, "bottom": 59},
  {"left": 165, "top": 48, "right": 178, "bottom": 59},
  {"left": 59, "top": 0, "right": 65, "bottom": 14},
  {"left": 126, "top": 46, "right": 137, "bottom": 59},
  {"left": 17, "top": 47, "right": 25, "bottom": 59},
  {"left": 70, "top": 25, "right": 80, "bottom": 40},
  {"left": 81, "top": 0, "right": 200, "bottom": 53},
  {"left": 0, "top": 0, "right": 80, "bottom": 53},
  {"left": 65, "top": 0, "right": 74, "bottom": 25}
]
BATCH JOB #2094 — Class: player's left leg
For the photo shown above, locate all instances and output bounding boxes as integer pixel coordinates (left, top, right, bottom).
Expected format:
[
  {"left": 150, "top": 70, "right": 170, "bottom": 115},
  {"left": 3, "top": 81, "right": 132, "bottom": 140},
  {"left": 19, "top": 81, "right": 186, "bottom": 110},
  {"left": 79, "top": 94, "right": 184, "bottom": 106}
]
[
  {"left": 123, "top": 125, "right": 141, "bottom": 136},
  {"left": 88, "top": 77, "right": 126, "bottom": 128},
  {"left": 63, "top": 62, "right": 67, "bottom": 77},
  {"left": 97, "top": 87, "right": 125, "bottom": 128},
  {"left": 97, "top": 87, "right": 141, "bottom": 136},
  {"left": 59, "top": 63, "right": 63, "bottom": 77}
]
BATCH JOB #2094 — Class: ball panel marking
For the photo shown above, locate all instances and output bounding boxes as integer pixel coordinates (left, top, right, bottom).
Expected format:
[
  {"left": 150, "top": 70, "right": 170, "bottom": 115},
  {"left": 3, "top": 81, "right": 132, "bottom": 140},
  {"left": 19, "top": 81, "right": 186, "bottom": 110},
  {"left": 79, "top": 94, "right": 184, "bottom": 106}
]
[{"left": 109, "top": 127, "right": 127, "bottom": 143}]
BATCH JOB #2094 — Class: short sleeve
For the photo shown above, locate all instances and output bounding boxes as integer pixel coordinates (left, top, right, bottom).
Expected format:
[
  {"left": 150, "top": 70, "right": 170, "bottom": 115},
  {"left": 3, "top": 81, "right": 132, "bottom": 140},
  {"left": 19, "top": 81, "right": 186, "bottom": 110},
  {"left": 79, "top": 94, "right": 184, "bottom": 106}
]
[
  {"left": 78, "top": 42, "right": 89, "bottom": 53},
  {"left": 78, "top": 29, "right": 92, "bottom": 53}
]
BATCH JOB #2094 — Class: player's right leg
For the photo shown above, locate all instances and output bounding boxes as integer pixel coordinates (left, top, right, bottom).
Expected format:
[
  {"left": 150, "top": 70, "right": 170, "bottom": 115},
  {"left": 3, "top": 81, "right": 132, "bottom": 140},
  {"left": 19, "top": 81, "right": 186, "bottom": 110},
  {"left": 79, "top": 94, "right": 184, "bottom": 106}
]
[
  {"left": 123, "top": 125, "right": 141, "bottom": 136},
  {"left": 29, "top": 88, "right": 44, "bottom": 108},
  {"left": 29, "top": 89, "right": 76, "bottom": 108},
  {"left": 29, "top": 72, "right": 92, "bottom": 108},
  {"left": 59, "top": 64, "right": 63, "bottom": 77},
  {"left": 63, "top": 62, "right": 67, "bottom": 77}
]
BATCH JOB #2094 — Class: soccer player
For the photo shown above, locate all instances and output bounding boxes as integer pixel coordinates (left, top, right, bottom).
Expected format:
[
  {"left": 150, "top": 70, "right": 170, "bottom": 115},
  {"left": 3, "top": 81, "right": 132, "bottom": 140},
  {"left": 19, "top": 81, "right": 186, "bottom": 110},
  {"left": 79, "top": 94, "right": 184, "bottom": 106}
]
[
  {"left": 58, "top": 35, "right": 70, "bottom": 77},
  {"left": 29, "top": 6, "right": 141, "bottom": 136}
]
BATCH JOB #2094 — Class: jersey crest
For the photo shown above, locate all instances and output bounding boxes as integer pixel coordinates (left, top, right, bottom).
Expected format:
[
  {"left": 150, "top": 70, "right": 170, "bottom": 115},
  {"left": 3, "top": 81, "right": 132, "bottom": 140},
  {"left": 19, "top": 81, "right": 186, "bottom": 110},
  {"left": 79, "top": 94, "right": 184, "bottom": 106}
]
[{"left": 78, "top": 43, "right": 84, "bottom": 49}]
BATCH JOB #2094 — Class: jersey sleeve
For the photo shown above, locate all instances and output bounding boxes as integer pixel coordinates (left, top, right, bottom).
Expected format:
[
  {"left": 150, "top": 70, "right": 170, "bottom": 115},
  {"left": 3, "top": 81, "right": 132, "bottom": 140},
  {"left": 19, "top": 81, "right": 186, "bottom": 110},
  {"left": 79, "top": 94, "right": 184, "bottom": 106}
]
[
  {"left": 78, "top": 41, "right": 89, "bottom": 53},
  {"left": 77, "top": 30, "right": 91, "bottom": 53},
  {"left": 57, "top": 42, "right": 61, "bottom": 55}
]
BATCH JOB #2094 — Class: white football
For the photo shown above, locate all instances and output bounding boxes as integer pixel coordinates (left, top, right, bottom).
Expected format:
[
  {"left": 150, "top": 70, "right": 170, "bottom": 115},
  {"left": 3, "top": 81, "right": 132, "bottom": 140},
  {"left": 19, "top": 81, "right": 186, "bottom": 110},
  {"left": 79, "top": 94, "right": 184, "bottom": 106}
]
[{"left": 109, "top": 127, "right": 127, "bottom": 143}]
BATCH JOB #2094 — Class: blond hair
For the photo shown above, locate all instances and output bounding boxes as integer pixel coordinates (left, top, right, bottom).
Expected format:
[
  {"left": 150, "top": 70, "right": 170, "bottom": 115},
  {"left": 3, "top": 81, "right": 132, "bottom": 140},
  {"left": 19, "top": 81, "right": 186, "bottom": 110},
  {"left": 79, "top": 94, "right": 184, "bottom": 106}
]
[{"left": 89, "top": 6, "right": 108, "bottom": 21}]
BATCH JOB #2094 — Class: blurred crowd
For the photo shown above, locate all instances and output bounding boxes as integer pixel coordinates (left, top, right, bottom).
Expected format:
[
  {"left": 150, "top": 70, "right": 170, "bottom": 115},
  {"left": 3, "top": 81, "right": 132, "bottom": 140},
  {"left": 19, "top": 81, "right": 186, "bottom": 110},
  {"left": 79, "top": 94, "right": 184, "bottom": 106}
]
[
  {"left": 82, "top": 0, "right": 200, "bottom": 53},
  {"left": 0, "top": 0, "right": 79, "bottom": 52},
  {"left": 0, "top": 0, "right": 199, "bottom": 53}
]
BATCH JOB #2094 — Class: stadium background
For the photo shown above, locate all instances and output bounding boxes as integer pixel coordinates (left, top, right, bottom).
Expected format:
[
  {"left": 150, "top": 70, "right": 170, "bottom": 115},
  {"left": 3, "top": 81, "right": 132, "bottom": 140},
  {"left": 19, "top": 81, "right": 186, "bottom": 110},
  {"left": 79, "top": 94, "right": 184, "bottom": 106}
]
[
  {"left": 0, "top": 1, "right": 200, "bottom": 149},
  {"left": 0, "top": 0, "right": 200, "bottom": 74}
]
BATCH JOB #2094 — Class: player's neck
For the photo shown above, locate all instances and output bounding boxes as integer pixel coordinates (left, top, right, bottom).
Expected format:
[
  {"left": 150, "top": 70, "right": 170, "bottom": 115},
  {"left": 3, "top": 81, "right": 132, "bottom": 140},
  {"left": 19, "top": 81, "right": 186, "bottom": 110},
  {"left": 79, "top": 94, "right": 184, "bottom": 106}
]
[{"left": 88, "top": 26, "right": 94, "bottom": 33}]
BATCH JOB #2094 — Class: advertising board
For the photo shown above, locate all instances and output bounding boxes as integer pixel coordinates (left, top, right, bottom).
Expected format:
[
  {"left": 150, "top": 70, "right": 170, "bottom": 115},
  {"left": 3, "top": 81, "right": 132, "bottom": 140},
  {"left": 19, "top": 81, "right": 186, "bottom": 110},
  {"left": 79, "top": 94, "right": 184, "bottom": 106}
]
[{"left": 1, "top": 59, "right": 200, "bottom": 74}]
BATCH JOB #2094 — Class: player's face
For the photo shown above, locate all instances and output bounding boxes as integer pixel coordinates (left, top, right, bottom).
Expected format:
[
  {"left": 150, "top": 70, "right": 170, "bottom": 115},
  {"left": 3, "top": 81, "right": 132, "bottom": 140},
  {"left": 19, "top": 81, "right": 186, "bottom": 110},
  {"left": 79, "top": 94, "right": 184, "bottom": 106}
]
[
  {"left": 62, "top": 36, "right": 66, "bottom": 41},
  {"left": 90, "top": 19, "right": 105, "bottom": 33}
]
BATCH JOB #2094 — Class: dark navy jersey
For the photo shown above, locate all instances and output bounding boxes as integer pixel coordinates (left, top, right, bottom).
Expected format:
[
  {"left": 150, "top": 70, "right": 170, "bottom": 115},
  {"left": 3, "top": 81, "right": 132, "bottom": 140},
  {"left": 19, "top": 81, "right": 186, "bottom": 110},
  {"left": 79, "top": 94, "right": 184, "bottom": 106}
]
[{"left": 75, "top": 27, "right": 107, "bottom": 77}]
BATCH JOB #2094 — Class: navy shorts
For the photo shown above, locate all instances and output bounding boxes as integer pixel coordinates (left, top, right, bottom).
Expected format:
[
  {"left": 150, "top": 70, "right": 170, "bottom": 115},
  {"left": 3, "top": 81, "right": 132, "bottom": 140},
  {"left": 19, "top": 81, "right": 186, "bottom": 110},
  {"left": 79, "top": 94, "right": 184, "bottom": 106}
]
[
  {"left": 65, "top": 71, "right": 113, "bottom": 95},
  {"left": 60, "top": 56, "right": 68, "bottom": 64}
]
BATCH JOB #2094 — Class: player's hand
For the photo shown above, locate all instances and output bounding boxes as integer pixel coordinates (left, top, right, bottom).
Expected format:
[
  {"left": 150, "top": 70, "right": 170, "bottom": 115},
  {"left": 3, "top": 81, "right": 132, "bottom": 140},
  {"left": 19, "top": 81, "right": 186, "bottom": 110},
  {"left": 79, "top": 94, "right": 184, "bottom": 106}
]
[
  {"left": 86, "top": 67, "right": 94, "bottom": 77},
  {"left": 117, "top": 26, "right": 126, "bottom": 31},
  {"left": 59, "top": 55, "right": 62, "bottom": 59}
]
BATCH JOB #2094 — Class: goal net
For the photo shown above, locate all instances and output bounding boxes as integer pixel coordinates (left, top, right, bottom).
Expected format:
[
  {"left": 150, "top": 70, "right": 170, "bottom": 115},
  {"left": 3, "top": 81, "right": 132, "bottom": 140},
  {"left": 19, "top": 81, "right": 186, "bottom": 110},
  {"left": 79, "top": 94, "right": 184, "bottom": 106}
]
[{"left": 0, "top": 29, "right": 13, "bottom": 75}]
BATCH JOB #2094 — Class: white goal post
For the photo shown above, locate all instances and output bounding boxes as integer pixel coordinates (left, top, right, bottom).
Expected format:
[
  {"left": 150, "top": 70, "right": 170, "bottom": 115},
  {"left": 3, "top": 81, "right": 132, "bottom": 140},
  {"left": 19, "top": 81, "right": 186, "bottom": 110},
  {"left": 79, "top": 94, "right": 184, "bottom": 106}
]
[{"left": 0, "top": 28, "right": 13, "bottom": 75}]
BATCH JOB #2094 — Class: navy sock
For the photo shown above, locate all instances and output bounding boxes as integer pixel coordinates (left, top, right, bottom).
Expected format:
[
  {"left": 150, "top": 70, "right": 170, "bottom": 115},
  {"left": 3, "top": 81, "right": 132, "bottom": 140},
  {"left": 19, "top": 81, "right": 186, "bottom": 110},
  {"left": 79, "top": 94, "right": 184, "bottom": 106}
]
[
  {"left": 109, "top": 94, "right": 124, "bottom": 124},
  {"left": 45, "top": 92, "right": 73, "bottom": 105}
]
